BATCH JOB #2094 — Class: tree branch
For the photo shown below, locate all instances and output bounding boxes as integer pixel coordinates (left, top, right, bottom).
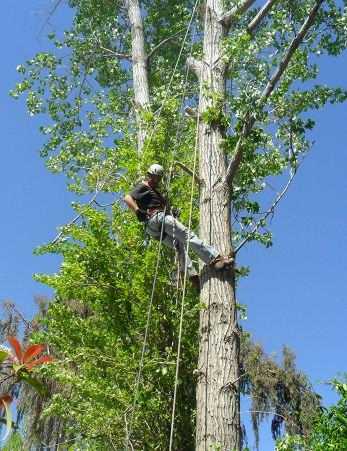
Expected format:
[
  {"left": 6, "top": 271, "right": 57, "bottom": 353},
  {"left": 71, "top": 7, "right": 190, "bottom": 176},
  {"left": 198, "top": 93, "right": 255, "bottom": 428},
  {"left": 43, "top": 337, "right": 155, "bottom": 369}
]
[
  {"left": 174, "top": 161, "right": 202, "bottom": 185},
  {"left": 224, "top": 0, "right": 324, "bottom": 185},
  {"left": 247, "top": 0, "right": 278, "bottom": 34},
  {"left": 219, "top": 0, "right": 257, "bottom": 28},
  {"left": 147, "top": 30, "right": 185, "bottom": 60},
  {"left": 235, "top": 169, "right": 297, "bottom": 253},
  {"left": 261, "top": 0, "right": 324, "bottom": 101},
  {"left": 186, "top": 56, "right": 202, "bottom": 79},
  {"left": 51, "top": 172, "right": 115, "bottom": 245},
  {"left": 99, "top": 45, "right": 131, "bottom": 59}
]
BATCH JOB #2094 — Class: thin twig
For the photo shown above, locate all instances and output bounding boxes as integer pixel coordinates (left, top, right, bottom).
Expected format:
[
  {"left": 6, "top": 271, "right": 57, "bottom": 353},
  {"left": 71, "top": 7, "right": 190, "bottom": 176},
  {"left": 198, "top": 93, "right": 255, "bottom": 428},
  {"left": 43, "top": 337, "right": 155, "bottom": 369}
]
[
  {"left": 51, "top": 173, "right": 114, "bottom": 245},
  {"left": 235, "top": 169, "right": 297, "bottom": 253},
  {"left": 99, "top": 45, "right": 130, "bottom": 59},
  {"left": 147, "top": 29, "right": 185, "bottom": 60},
  {"left": 4, "top": 304, "right": 32, "bottom": 330},
  {"left": 93, "top": 198, "right": 118, "bottom": 208},
  {"left": 37, "top": 0, "right": 65, "bottom": 37},
  {"left": 220, "top": 372, "right": 248, "bottom": 392},
  {"left": 0, "top": 374, "right": 15, "bottom": 386},
  {"left": 241, "top": 410, "right": 287, "bottom": 421}
]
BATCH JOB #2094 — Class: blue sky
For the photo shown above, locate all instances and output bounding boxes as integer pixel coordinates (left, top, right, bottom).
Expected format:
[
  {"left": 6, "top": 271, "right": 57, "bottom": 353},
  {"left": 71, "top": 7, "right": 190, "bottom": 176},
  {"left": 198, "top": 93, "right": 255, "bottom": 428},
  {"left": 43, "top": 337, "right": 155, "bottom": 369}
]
[{"left": 1, "top": 1, "right": 346, "bottom": 449}]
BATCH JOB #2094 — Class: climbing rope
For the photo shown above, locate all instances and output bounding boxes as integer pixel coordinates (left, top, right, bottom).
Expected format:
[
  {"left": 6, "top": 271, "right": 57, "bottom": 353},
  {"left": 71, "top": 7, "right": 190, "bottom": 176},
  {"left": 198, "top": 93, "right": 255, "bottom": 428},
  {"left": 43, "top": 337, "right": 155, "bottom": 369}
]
[
  {"left": 125, "top": 1, "right": 201, "bottom": 448},
  {"left": 168, "top": 4, "right": 210, "bottom": 449}
]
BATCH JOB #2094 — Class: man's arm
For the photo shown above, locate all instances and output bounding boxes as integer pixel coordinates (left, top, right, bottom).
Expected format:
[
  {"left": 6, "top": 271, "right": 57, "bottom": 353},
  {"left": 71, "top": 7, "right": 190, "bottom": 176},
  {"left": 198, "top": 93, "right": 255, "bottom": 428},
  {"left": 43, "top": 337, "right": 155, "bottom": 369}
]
[
  {"left": 124, "top": 194, "right": 139, "bottom": 214},
  {"left": 124, "top": 194, "right": 148, "bottom": 222}
]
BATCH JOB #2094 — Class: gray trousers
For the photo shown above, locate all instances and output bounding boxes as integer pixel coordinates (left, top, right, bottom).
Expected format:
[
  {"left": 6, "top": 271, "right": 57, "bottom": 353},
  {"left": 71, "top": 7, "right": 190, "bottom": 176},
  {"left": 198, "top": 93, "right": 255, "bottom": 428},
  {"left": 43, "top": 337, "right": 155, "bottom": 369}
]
[{"left": 145, "top": 212, "right": 219, "bottom": 277}]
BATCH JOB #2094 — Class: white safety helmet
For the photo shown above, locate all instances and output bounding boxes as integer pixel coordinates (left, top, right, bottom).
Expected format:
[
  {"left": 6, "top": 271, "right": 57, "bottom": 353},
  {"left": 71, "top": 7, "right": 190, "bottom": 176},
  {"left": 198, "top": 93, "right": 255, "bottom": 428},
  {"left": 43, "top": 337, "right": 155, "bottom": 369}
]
[{"left": 147, "top": 164, "right": 164, "bottom": 177}]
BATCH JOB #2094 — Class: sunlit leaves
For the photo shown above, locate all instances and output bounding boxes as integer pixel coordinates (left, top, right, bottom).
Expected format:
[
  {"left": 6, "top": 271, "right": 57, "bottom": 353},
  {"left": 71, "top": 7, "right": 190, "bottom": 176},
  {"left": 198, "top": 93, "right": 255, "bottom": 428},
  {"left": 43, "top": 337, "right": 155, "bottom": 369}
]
[{"left": 277, "top": 378, "right": 347, "bottom": 450}]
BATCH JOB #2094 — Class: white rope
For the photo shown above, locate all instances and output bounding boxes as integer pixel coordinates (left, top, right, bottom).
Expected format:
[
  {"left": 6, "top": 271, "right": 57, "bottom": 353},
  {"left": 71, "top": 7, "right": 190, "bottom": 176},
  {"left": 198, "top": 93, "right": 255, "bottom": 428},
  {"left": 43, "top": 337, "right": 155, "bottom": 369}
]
[
  {"left": 125, "top": 2, "right": 201, "bottom": 448},
  {"left": 145, "top": 0, "right": 202, "bottom": 149},
  {"left": 168, "top": 4, "right": 209, "bottom": 449}
]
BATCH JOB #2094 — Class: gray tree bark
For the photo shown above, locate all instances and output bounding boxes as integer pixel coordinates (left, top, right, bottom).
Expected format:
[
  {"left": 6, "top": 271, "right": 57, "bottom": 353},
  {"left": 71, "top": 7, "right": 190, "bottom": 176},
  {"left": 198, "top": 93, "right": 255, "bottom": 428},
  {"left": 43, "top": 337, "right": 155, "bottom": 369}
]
[
  {"left": 195, "top": 1, "right": 241, "bottom": 450},
  {"left": 126, "top": 0, "right": 150, "bottom": 154}
]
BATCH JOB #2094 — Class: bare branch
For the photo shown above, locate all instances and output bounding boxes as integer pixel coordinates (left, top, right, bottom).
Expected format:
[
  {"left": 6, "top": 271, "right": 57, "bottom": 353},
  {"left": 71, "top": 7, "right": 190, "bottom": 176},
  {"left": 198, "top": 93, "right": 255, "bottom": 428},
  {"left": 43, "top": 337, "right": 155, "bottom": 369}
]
[
  {"left": 261, "top": 0, "right": 324, "bottom": 101},
  {"left": 51, "top": 172, "right": 115, "bottom": 245},
  {"left": 186, "top": 56, "right": 202, "bottom": 79},
  {"left": 247, "top": 0, "right": 278, "bottom": 34},
  {"left": 4, "top": 304, "right": 31, "bottom": 330},
  {"left": 93, "top": 198, "right": 118, "bottom": 208},
  {"left": 220, "top": 0, "right": 257, "bottom": 28},
  {"left": 235, "top": 169, "right": 297, "bottom": 253},
  {"left": 147, "top": 30, "right": 185, "bottom": 60},
  {"left": 174, "top": 161, "right": 202, "bottom": 185},
  {"left": 37, "top": 0, "right": 64, "bottom": 37},
  {"left": 99, "top": 45, "right": 131, "bottom": 59},
  {"left": 224, "top": 0, "right": 324, "bottom": 185},
  {"left": 0, "top": 374, "right": 15, "bottom": 387},
  {"left": 241, "top": 410, "right": 287, "bottom": 421}
]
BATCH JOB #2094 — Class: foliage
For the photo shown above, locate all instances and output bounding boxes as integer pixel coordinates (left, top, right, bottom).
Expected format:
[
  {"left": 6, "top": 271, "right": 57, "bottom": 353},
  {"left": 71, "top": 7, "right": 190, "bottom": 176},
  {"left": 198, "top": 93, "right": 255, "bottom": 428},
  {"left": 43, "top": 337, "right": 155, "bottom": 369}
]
[
  {"left": 276, "top": 379, "right": 347, "bottom": 451},
  {"left": 0, "top": 432, "right": 24, "bottom": 451},
  {"left": 0, "top": 333, "right": 53, "bottom": 443},
  {"left": 10, "top": 0, "right": 347, "bottom": 448},
  {"left": 240, "top": 333, "right": 321, "bottom": 449}
]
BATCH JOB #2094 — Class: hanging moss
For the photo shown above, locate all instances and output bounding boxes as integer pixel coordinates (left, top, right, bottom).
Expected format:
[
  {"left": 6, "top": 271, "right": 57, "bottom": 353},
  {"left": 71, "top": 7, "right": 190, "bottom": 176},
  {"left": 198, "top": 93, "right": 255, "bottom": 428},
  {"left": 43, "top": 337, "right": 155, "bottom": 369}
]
[{"left": 240, "top": 331, "right": 321, "bottom": 449}]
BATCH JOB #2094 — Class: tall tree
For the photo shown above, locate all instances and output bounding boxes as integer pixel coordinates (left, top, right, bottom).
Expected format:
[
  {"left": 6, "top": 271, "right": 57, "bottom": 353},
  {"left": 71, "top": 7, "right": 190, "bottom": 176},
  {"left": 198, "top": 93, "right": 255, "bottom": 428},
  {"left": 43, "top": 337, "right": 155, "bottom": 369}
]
[{"left": 12, "top": 0, "right": 347, "bottom": 448}]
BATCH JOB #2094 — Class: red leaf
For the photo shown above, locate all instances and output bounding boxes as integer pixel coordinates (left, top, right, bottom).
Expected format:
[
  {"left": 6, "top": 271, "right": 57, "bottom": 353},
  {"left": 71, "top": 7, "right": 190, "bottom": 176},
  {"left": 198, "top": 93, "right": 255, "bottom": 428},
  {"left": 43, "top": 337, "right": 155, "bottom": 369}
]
[
  {"left": 0, "top": 395, "right": 12, "bottom": 405},
  {"left": 7, "top": 336, "right": 23, "bottom": 362},
  {"left": 23, "top": 344, "right": 45, "bottom": 364},
  {"left": 25, "top": 355, "right": 54, "bottom": 371}
]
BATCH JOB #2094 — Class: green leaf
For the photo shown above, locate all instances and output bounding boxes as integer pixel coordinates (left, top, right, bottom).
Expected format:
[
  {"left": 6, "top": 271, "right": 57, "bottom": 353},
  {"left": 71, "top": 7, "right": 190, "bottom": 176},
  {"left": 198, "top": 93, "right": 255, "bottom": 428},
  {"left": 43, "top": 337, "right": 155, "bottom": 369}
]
[
  {"left": 0, "top": 350, "right": 9, "bottom": 364},
  {"left": 18, "top": 372, "right": 48, "bottom": 396}
]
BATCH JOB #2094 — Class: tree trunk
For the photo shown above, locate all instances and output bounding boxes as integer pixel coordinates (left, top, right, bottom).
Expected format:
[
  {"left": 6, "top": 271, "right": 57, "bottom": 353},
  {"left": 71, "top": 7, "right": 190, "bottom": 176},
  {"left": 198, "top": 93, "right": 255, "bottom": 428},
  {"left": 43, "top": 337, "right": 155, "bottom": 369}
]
[
  {"left": 126, "top": 0, "right": 150, "bottom": 153},
  {"left": 196, "top": 1, "right": 241, "bottom": 449}
]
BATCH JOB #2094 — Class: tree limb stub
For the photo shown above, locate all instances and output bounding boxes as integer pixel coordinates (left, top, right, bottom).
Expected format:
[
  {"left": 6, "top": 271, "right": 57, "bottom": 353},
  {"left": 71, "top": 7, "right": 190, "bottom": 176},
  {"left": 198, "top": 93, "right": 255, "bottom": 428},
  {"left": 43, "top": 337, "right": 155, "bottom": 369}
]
[
  {"left": 247, "top": 0, "right": 278, "bottom": 34},
  {"left": 219, "top": 0, "right": 257, "bottom": 28},
  {"left": 186, "top": 56, "right": 203, "bottom": 79},
  {"left": 225, "top": 0, "right": 325, "bottom": 186},
  {"left": 174, "top": 160, "right": 202, "bottom": 185}
]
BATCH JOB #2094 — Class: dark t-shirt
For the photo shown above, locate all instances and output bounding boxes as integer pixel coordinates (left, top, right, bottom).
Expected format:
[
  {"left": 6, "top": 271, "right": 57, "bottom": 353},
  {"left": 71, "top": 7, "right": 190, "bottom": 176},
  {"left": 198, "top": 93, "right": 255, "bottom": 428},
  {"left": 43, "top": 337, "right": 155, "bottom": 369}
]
[{"left": 130, "top": 182, "right": 167, "bottom": 211}]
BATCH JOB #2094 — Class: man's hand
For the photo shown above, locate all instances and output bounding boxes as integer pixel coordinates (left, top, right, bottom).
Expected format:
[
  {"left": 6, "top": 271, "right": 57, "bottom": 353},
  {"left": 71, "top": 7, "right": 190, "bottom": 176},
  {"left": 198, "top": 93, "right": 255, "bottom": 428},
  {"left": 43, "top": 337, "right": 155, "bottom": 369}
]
[
  {"left": 171, "top": 207, "right": 181, "bottom": 218},
  {"left": 136, "top": 208, "right": 148, "bottom": 222}
]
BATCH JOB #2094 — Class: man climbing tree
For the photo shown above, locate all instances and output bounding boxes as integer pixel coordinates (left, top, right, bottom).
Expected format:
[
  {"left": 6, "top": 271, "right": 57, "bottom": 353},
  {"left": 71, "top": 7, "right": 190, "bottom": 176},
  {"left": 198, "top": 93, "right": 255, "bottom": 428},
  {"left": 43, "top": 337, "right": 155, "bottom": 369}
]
[{"left": 124, "top": 163, "right": 233, "bottom": 290}]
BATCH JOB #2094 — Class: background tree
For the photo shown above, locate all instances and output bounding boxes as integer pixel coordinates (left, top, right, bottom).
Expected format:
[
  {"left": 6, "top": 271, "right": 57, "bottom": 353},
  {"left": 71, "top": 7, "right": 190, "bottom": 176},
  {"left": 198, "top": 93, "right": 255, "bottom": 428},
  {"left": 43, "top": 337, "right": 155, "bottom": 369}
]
[
  {"left": 11, "top": 0, "right": 347, "bottom": 449},
  {"left": 276, "top": 378, "right": 347, "bottom": 451}
]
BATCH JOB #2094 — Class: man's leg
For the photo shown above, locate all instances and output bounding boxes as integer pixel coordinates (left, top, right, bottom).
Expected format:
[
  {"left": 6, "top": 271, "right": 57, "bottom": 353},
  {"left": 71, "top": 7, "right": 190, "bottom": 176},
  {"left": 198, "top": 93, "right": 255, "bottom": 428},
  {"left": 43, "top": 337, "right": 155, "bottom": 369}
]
[
  {"left": 162, "top": 215, "right": 219, "bottom": 264},
  {"left": 162, "top": 214, "right": 233, "bottom": 269},
  {"left": 146, "top": 218, "right": 200, "bottom": 290},
  {"left": 161, "top": 235, "right": 198, "bottom": 278}
]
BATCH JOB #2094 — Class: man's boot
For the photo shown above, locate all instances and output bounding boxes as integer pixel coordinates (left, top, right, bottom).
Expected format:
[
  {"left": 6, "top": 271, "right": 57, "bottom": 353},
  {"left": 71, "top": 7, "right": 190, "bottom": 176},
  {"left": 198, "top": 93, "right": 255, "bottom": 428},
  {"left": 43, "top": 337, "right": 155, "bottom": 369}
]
[{"left": 210, "top": 255, "right": 234, "bottom": 270}]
